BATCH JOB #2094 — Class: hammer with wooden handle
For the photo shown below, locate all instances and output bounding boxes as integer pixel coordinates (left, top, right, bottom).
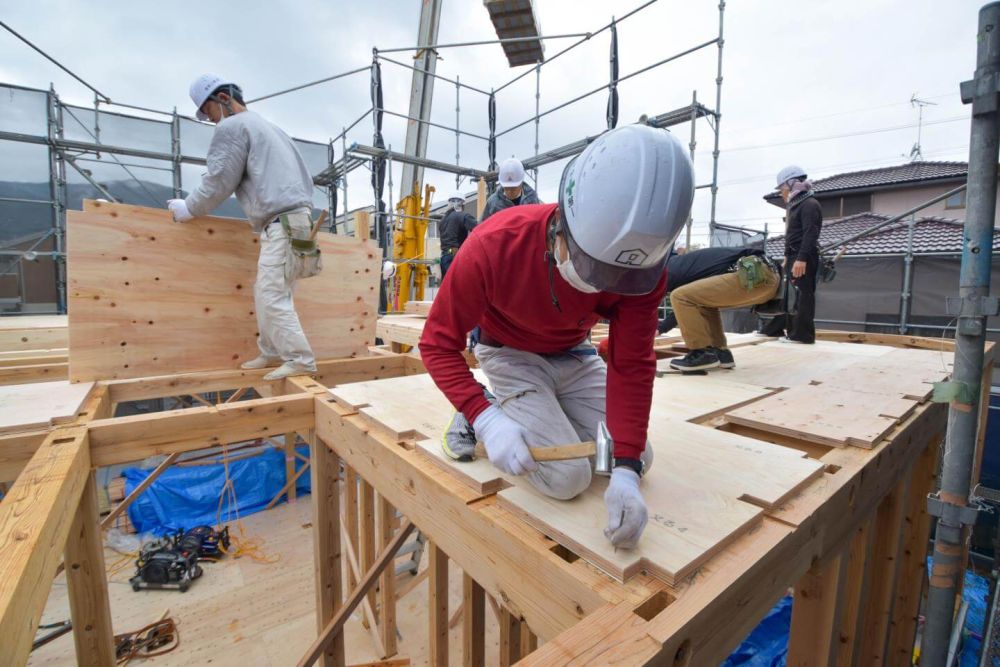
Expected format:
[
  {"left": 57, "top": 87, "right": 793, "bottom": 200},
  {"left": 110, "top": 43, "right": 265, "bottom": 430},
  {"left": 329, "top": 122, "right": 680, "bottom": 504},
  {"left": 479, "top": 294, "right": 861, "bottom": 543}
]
[
  {"left": 308, "top": 210, "right": 329, "bottom": 241},
  {"left": 473, "top": 421, "right": 615, "bottom": 474}
]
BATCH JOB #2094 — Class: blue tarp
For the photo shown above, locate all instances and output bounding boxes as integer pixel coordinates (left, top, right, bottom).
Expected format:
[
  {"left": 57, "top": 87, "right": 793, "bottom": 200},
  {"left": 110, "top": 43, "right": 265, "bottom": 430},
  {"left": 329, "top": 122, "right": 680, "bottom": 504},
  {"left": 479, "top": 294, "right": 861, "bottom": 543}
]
[
  {"left": 123, "top": 445, "right": 311, "bottom": 535},
  {"left": 722, "top": 570, "right": 992, "bottom": 666}
]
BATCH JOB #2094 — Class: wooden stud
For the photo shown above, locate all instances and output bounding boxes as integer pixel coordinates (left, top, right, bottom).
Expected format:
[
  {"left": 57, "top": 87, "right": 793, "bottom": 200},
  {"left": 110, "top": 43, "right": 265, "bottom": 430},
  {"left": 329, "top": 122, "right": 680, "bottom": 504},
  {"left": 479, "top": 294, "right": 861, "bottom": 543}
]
[
  {"left": 888, "top": 436, "right": 942, "bottom": 662},
  {"left": 99, "top": 452, "right": 179, "bottom": 530},
  {"left": 285, "top": 431, "right": 298, "bottom": 502},
  {"left": 499, "top": 607, "right": 522, "bottom": 667},
  {"left": 520, "top": 622, "right": 538, "bottom": 656},
  {"left": 462, "top": 574, "right": 486, "bottom": 667},
  {"left": 64, "top": 471, "right": 115, "bottom": 666},
  {"left": 378, "top": 494, "right": 399, "bottom": 657},
  {"left": 356, "top": 210, "right": 371, "bottom": 241},
  {"left": 340, "top": 523, "right": 387, "bottom": 658},
  {"left": 360, "top": 479, "right": 377, "bottom": 622},
  {"left": 857, "top": 472, "right": 913, "bottom": 663},
  {"left": 344, "top": 467, "right": 360, "bottom": 590},
  {"left": 834, "top": 519, "right": 876, "bottom": 667},
  {"left": 786, "top": 548, "right": 849, "bottom": 666},
  {"left": 428, "top": 542, "right": 449, "bottom": 666},
  {"left": 476, "top": 178, "right": 487, "bottom": 220},
  {"left": 0, "top": 427, "right": 91, "bottom": 663},
  {"left": 309, "top": 430, "right": 344, "bottom": 667}
]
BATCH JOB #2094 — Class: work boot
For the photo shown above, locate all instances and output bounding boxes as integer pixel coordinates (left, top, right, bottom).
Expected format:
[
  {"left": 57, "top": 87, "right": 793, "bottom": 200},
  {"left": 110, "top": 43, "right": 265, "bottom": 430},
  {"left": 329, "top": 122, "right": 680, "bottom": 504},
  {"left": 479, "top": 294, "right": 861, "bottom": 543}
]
[
  {"left": 241, "top": 355, "right": 280, "bottom": 370},
  {"left": 712, "top": 347, "right": 735, "bottom": 369},
  {"left": 442, "top": 384, "right": 496, "bottom": 461},
  {"left": 668, "top": 348, "right": 720, "bottom": 372},
  {"left": 262, "top": 362, "right": 316, "bottom": 381}
]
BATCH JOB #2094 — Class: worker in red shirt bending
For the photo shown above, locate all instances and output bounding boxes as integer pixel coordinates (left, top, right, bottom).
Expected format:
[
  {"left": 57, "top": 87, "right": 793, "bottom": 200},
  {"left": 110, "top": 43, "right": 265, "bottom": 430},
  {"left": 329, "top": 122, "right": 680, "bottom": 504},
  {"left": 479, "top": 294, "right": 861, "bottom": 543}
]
[{"left": 419, "top": 125, "right": 694, "bottom": 549}]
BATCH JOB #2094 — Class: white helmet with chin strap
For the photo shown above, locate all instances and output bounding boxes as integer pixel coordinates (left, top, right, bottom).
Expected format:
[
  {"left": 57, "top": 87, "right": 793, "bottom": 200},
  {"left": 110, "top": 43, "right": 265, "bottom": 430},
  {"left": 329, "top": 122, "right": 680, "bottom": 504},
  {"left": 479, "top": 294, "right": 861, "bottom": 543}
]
[{"left": 557, "top": 124, "right": 694, "bottom": 296}]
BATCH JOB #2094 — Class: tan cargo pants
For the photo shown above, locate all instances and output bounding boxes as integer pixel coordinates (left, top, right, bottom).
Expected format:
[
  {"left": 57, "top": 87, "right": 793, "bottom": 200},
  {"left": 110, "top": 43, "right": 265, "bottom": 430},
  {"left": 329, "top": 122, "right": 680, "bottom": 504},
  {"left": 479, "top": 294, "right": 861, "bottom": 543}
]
[{"left": 670, "top": 266, "right": 779, "bottom": 350}]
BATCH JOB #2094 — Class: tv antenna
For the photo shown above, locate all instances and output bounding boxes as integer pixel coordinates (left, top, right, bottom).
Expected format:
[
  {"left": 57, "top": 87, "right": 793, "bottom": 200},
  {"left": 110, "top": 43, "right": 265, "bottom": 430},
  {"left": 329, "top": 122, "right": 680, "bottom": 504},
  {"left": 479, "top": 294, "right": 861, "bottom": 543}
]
[{"left": 909, "top": 93, "right": 937, "bottom": 161}]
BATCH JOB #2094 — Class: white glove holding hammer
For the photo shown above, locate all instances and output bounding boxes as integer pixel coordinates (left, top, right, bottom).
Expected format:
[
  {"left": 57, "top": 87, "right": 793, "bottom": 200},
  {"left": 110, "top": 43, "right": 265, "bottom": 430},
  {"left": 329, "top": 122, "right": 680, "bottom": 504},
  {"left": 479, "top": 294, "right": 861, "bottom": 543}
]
[{"left": 472, "top": 406, "right": 538, "bottom": 476}]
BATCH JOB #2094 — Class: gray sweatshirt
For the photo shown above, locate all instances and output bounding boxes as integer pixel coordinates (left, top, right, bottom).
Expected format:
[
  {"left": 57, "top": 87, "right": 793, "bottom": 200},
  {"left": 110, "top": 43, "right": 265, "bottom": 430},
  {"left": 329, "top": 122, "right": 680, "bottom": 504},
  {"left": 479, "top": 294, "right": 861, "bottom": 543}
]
[{"left": 185, "top": 110, "right": 313, "bottom": 231}]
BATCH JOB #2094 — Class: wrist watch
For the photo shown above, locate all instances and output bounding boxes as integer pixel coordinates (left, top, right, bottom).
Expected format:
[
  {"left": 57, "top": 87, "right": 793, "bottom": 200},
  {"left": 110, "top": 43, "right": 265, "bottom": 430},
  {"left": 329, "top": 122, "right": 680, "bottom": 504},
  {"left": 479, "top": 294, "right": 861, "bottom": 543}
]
[{"left": 614, "top": 457, "right": 644, "bottom": 478}]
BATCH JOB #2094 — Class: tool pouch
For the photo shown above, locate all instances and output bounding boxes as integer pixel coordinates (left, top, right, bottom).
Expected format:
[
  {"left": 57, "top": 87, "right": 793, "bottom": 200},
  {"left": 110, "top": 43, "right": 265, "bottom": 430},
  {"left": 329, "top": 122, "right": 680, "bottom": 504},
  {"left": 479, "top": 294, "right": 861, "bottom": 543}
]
[
  {"left": 280, "top": 213, "right": 323, "bottom": 284},
  {"left": 735, "top": 255, "right": 767, "bottom": 291}
]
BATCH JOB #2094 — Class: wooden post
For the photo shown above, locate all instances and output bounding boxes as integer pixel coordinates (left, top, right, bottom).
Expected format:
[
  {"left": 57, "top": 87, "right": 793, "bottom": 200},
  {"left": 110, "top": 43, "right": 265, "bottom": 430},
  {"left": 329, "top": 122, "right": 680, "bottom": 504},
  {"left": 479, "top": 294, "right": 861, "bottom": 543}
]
[
  {"left": 344, "top": 467, "right": 360, "bottom": 589},
  {"left": 889, "top": 436, "right": 942, "bottom": 662},
  {"left": 65, "top": 471, "right": 115, "bottom": 666},
  {"left": 499, "top": 608, "right": 522, "bottom": 667},
  {"left": 834, "top": 518, "right": 875, "bottom": 667},
  {"left": 377, "top": 494, "right": 398, "bottom": 656},
  {"left": 786, "top": 548, "right": 849, "bottom": 666},
  {"left": 311, "top": 431, "right": 344, "bottom": 667},
  {"left": 462, "top": 573, "right": 486, "bottom": 667},
  {"left": 356, "top": 210, "right": 371, "bottom": 241},
  {"left": 429, "top": 542, "right": 449, "bottom": 666},
  {"left": 360, "top": 479, "right": 377, "bottom": 621},
  {"left": 476, "top": 178, "right": 487, "bottom": 220},
  {"left": 519, "top": 623, "right": 538, "bottom": 655},
  {"left": 857, "top": 472, "right": 913, "bottom": 664},
  {"left": 285, "top": 431, "right": 298, "bottom": 502}
]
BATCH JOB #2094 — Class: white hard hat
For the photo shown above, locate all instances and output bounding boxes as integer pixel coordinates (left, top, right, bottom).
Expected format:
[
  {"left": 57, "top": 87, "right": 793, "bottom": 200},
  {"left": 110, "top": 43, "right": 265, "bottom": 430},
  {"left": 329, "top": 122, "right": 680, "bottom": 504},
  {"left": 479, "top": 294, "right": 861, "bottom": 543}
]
[
  {"left": 498, "top": 158, "right": 526, "bottom": 188},
  {"left": 558, "top": 124, "right": 694, "bottom": 296},
  {"left": 382, "top": 260, "right": 397, "bottom": 280},
  {"left": 774, "top": 165, "right": 807, "bottom": 190},
  {"left": 189, "top": 74, "right": 237, "bottom": 121},
  {"left": 447, "top": 191, "right": 465, "bottom": 202}
]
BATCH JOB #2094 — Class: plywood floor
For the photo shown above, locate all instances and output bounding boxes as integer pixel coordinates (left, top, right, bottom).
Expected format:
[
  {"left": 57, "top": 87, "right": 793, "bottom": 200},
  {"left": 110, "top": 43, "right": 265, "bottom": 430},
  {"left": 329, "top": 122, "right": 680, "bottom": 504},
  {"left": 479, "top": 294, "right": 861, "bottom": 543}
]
[{"left": 29, "top": 500, "right": 500, "bottom": 666}]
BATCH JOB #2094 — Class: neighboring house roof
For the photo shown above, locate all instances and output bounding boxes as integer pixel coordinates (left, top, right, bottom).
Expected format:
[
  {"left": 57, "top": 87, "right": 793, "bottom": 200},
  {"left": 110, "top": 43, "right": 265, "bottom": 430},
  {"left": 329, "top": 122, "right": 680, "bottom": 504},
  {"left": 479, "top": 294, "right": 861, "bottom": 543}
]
[
  {"left": 763, "top": 161, "right": 968, "bottom": 205},
  {"left": 763, "top": 211, "right": 998, "bottom": 257}
]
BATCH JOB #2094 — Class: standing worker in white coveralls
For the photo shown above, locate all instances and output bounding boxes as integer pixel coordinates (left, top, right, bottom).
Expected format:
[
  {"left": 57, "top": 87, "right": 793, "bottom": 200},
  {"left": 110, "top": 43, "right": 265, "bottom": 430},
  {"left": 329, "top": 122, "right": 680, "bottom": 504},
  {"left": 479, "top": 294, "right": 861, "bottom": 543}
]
[
  {"left": 167, "top": 74, "right": 318, "bottom": 381},
  {"left": 420, "top": 125, "right": 694, "bottom": 548}
]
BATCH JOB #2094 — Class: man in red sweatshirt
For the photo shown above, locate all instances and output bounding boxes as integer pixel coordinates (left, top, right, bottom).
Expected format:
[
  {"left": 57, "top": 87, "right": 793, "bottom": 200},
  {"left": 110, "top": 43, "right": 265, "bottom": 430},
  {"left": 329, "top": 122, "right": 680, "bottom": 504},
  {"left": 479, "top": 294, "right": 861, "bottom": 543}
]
[{"left": 419, "top": 124, "right": 694, "bottom": 549}]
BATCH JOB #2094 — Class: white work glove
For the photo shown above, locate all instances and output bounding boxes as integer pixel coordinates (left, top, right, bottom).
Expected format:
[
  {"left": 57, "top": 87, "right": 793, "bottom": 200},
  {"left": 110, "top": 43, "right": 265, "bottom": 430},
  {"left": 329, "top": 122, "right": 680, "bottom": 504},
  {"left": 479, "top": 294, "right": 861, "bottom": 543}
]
[
  {"left": 472, "top": 405, "right": 538, "bottom": 476},
  {"left": 167, "top": 199, "right": 193, "bottom": 223},
  {"left": 604, "top": 467, "right": 647, "bottom": 549}
]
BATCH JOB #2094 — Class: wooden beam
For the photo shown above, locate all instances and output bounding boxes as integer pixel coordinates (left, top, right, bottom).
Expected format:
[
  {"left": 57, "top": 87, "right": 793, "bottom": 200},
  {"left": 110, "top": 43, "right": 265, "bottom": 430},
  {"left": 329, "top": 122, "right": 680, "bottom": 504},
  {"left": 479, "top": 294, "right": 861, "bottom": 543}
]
[
  {"left": 265, "top": 460, "right": 311, "bottom": 511},
  {"left": 520, "top": 623, "right": 538, "bottom": 656},
  {"left": 378, "top": 494, "right": 399, "bottom": 657},
  {"left": 65, "top": 471, "right": 115, "bottom": 665},
  {"left": 429, "top": 543, "right": 449, "bottom": 667},
  {"left": 0, "top": 361, "right": 68, "bottom": 385},
  {"left": 462, "top": 573, "right": 486, "bottom": 667},
  {"left": 87, "top": 393, "right": 314, "bottom": 466},
  {"left": 344, "top": 467, "right": 360, "bottom": 590},
  {"left": 0, "top": 427, "right": 91, "bottom": 664},
  {"left": 285, "top": 431, "right": 298, "bottom": 502},
  {"left": 786, "top": 548, "right": 849, "bottom": 666},
  {"left": 340, "top": 523, "right": 388, "bottom": 658},
  {"left": 816, "top": 329, "right": 956, "bottom": 352},
  {"left": 356, "top": 210, "right": 371, "bottom": 241},
  {"left": 476, "top": 178, "right": 487, "bottom": 220},
  {"left": 888, "top": 436, "right": 942, "bottom": 663},
  {"left": 0, "top": 430, "right": 47, "bottom": 482},
  {"left": 360, "top": 480, "right": 377, "bottom": 624},
  {"left": 310, "top": 429, "right": 345, "bottom": 667},
  {"left": 100, "top": 453, "right": 179, "bottom": 530},
  {"left": 298, "top": 520, "right": 416, "bottom": 667}
]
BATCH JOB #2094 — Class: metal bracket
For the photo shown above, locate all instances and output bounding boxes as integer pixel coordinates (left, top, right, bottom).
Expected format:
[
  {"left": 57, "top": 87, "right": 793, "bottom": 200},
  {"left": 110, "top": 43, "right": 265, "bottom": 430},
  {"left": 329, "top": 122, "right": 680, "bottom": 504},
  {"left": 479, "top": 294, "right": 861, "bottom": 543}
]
[
  {"left": 961, "top": 70, "right": 1000, "bottom": 115},
  {"left": 945, "top": 295, "right": 1000, "bottom": 335},
  {"left": 927, "top": 492, "right": 983, "bottom": 527}
]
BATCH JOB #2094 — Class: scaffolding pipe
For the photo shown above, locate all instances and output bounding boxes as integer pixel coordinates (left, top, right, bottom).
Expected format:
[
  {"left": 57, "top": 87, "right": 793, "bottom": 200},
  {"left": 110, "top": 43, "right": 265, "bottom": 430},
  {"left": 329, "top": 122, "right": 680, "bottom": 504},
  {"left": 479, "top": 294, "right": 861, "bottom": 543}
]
[
  {"left": 533, "top": 66, "right": 541, "bottom": 186},
  {"left": 686, "top": 90, "right": 698, "bottom": 249},
  {"left": 0, "top": 20, "right": 110, "bottom": 102},
  {"left": 376, "top": 54, "right": 491, "bottom": 96},
  {"left": 708, "top": 0, "right": 726, "bottom": 233},
  {"left": 899, "top": 214, "right": 917, "bottom": 334},
  {"left": 376, "top": 107, "right": 488, "bottom": 141},
  {"left": 376, "top": 32, "right": 591, "bottom": 54},
  {"left": 246, "top": 65, "right": 370, "bottom": 104},
  {"left": 923, "top": 4, "right": 1000, "bottom": 663}
]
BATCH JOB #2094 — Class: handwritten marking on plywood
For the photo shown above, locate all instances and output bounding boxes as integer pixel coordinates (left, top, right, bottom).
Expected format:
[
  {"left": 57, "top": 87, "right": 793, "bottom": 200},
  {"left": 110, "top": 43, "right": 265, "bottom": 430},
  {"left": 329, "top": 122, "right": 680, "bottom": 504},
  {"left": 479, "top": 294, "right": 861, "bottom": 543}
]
[{"left": 68, "top": 202, "right": 380, "bottom": 381}]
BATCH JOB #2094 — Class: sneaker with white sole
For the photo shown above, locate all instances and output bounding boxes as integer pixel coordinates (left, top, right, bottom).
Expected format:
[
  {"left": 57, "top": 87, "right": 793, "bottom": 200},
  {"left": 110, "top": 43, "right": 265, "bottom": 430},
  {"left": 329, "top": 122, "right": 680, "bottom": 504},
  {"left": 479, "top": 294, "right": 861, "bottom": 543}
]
[
  {"left": 778, "top": 336, "right": 812, "bottom": 345},
  {"left": 442, "top": 385, "right": 497, "bottom": 461},
  {"left": 241, "top": 355, "right": 280, "bottom": 370},
  {"left": 262, "top": 362, "right": 316, "bottom": 381},
  {"left": 668, "top": 348, "right": 720, "bottom": 371},
  {"left": 712, "top": 347, "right": 736, "bottom": 369}
]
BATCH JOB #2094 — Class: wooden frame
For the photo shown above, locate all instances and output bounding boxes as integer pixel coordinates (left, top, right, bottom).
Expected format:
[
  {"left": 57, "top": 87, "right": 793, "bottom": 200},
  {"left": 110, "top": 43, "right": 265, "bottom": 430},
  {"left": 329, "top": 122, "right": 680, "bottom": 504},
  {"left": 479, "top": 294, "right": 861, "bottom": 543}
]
[{"left": 0, "top": 332, "right": 983, "bottom": 666}]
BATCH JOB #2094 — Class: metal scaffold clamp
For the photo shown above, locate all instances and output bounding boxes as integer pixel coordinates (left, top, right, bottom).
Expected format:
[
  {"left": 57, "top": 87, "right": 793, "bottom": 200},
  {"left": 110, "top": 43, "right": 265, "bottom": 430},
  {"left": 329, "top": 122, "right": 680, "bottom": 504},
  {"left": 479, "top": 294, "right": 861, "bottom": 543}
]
[
  {"left": 961, "top": 69, "right": 1000, "bottom": 115},
  {"left": 927, "top": 492, "right": 984, "bottom": 540},
  {"left": 945, "top": 295, "right": 1000, "bottom": 335}
]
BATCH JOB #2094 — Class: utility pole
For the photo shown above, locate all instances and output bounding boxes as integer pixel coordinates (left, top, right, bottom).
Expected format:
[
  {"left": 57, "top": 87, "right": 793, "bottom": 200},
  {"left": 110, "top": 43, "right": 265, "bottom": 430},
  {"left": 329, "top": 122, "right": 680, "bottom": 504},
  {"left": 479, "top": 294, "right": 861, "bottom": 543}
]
[
  {"left": 921, "top": 3, "right": 1000, "bottom": 663},
  {"left": 399, "top": 0, "right": 443, "bottom": 200}
]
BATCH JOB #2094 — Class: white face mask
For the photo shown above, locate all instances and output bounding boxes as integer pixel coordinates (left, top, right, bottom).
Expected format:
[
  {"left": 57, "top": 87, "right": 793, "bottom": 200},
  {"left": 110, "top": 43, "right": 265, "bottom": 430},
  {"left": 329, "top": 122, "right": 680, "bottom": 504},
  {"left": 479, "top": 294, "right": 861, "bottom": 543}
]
[{"left": 556, "top": 252, "right": 600, "bottom": 294}]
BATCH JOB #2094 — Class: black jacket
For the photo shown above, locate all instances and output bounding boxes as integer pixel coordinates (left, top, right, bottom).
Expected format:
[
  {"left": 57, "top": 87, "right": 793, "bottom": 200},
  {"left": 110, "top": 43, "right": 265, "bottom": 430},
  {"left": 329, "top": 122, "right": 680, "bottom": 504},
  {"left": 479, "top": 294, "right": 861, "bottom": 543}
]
[
  {"left": 666, "top": 247, "right": 766, "bottom": 291},
  {"left": 784, "top": 194, "right": 823, "bottom": 261},
  {"left": 481, "top": 183, "right": 540, "bottom": 222},
  {"left": 439, "top": 209, "right": 478, "bottom": 252}
]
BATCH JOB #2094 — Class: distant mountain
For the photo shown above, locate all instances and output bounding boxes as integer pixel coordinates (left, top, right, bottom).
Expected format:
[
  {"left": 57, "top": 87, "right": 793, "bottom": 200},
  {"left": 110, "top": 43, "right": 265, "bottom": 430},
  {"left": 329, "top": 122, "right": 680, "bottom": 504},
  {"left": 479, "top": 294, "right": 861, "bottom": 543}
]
[{"left": 0, "top": 180, "right": 245, "bottom": 245}]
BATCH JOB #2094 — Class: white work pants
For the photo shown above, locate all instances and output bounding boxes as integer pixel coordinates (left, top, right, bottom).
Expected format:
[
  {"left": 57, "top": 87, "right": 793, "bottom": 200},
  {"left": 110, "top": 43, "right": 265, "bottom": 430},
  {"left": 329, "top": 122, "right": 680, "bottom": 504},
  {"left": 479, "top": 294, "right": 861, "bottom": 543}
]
[
  {"left": 474, "top": 343, "right": 605, "bottom": 500},
  {"left": 255, "top": 216, "right": 316, "bottom": 369}
]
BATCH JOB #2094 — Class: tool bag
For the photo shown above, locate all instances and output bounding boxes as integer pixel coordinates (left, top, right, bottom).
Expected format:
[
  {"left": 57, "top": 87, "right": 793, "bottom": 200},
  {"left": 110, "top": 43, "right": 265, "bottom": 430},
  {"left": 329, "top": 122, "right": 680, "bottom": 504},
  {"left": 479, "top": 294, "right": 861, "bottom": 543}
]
[
  {"left": 734, "top": 255, "right": 770, "bottom": 291},
  {"left": 280, "top": 213, "right": 322, "bottom": 284}
]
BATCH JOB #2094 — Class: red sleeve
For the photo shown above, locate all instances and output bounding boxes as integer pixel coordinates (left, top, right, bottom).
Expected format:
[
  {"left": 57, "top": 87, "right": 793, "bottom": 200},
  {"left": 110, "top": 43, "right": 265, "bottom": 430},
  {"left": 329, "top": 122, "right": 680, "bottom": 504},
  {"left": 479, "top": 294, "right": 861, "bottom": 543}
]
[
  {"left": 605, "top": 273, "right": 666, "bottom": 459},
  {"left": 418, "top": 236, "right": 493, "bottom": 423}
]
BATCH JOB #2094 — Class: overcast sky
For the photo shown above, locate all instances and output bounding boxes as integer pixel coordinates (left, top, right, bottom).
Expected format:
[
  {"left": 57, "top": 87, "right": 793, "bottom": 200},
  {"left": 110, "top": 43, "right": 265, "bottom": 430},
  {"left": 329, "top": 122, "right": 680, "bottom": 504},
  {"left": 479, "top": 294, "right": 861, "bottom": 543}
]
[{"left": 0, "top": 0, "right": 983, "bottom": 243}]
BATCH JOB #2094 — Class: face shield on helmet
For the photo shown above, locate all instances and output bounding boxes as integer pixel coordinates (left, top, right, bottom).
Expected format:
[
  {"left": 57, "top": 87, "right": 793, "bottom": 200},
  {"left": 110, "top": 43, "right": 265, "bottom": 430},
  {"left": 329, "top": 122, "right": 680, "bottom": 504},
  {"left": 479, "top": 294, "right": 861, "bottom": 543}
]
[{"left": 556, "top": 124, "right": 695, "bottom": 296}]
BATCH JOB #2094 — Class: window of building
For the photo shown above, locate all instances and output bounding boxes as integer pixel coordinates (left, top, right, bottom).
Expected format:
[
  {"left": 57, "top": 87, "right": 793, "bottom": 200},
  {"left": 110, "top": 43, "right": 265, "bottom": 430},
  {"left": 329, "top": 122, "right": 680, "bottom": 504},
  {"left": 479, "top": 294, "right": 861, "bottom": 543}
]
[{"left": 945, "top": 189, "right": 967, "bottom": 209}]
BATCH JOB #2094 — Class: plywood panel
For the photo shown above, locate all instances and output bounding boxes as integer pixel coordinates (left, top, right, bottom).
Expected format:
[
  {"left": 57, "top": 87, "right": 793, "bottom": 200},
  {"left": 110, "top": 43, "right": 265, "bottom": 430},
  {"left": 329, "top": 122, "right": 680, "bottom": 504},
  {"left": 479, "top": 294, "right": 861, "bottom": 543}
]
[
  {"left": 0, "top": 380, "right": 94, "bottom": 434},
  {"left": 0, "top": 315, "right": 68, "bottom": 352},
  {"left": 67, "top": 201, "right": 380, "bottom": 381},
  {"left": 725, "top": 384, "right": 919, "bottom": 449},
  {"left": 376, "top": 315, "right": 427, "bottom": 348}
]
